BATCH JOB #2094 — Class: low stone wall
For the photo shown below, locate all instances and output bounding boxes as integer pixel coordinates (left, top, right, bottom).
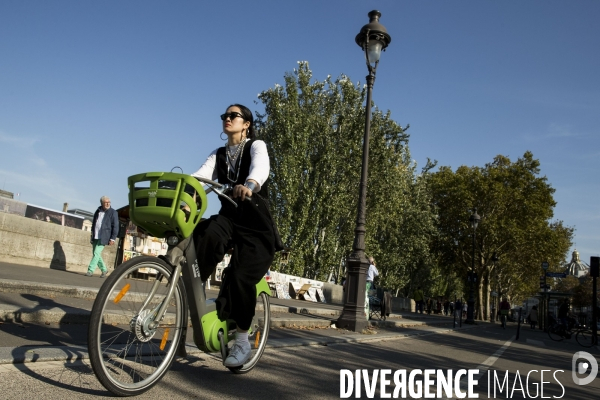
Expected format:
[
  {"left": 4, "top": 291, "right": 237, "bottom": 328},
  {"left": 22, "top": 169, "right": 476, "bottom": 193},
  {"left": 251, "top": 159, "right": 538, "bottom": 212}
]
[
  {"left": 0, "top": 212, "right": 118, "bottom": 273},
  {"left": 322, "top": 282, "right": 344, "bottom": 305},
  {"left": 391, "top": 297, "right": 415, "bottom": 312},
  {"left": 322, "top": 283, "right": 415, "bottom": 313}
]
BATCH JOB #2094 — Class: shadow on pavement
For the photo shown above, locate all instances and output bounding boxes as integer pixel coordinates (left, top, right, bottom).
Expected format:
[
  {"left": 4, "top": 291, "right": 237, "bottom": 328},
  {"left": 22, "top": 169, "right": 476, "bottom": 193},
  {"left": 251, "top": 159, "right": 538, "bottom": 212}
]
[{"left": 2, "top": 294, "right": 108, "bottom": 396}]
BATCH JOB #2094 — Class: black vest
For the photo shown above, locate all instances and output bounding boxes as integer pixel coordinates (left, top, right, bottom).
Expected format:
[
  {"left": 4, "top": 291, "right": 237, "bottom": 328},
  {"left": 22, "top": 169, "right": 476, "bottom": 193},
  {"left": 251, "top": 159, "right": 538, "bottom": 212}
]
[{"left": 216, "top": 140, "right": 270, "bottom": 210}]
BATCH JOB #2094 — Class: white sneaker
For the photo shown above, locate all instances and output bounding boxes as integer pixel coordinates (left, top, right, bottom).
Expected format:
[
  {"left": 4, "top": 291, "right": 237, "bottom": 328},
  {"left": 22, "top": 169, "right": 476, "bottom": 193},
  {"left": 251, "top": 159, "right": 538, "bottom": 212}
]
[{"left": 224, "top": 342, "right": 251, "bottom": 367}]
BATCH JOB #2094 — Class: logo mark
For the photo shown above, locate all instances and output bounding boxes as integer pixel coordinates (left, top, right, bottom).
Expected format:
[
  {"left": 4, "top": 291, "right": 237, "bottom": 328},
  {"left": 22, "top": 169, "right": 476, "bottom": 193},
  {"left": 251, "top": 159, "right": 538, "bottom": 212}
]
[
  {"left": 192, "top": 260, "right": 201, "bottom": 279},
  {"left": 148, "top": 191, "right": 157, "bottom": 198},
  {"left": 572, "top": 351, "right": 598, "bottom": 385}
]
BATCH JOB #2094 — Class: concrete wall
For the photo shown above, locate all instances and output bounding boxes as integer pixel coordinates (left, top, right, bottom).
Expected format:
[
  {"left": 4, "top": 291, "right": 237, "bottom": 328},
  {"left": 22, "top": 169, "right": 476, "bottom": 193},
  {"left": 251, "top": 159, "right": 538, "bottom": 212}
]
[
  {"left": 391, "top": 297, "right": 415, "bottom": 312},
  {"left": 0, "top": 212, "right": 118, "bottom": 273},
  {"left": 322, "top": 282, "right": 415, "bottom": 313},
  {"left": 322, "top": 282, "right": 344, "bottom": 305}
]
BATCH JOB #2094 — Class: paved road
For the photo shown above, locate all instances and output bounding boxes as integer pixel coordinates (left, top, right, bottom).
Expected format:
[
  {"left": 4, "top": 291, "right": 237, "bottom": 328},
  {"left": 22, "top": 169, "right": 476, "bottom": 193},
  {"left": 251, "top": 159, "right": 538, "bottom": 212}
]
[
  {"left": 1, "top": 323, "right": 599, "bottom": 399},
  {"left": 1, "top": 261, "right": 599, "bottom": 398}
]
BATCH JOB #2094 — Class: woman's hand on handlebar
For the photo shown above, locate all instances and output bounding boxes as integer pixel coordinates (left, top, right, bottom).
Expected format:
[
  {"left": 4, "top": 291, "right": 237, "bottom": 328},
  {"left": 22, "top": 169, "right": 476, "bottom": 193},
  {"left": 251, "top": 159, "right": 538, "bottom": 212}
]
[{"left": 232, "top": 184, "right": 252, "bottom": 202}]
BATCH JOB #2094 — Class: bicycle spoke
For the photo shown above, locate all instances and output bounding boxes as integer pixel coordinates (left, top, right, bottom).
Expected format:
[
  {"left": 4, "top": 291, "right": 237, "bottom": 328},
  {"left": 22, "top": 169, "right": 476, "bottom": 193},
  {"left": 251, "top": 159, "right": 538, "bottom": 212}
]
[{"left": 88, "top": 257, "right": 185, "bottom": 396}]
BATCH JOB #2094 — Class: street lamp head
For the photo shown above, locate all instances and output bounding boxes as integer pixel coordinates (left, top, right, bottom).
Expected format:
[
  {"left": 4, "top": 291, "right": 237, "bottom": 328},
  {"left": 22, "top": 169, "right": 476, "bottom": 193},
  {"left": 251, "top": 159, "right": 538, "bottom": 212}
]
[
  {"left": 469, "top": 208, "right": 480, "bottom": 230},
  {"left": 355, "top": 10, "right": 392, "bottom": 68}
]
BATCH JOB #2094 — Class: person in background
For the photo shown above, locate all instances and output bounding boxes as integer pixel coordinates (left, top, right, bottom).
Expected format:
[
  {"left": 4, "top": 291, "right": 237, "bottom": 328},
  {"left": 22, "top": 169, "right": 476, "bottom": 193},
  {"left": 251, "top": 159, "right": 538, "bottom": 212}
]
[
  {"left": 499, "top": 297, "right": 511, "bottom": 329},
  {"left": 558, "top": 298, "right": 570, "bottom": 327},
  {"left": 87, "top": 196, "right": 119, "bottom": 278},
  {"left": 365, "top": 256, "right": 379, "bottom": 319},
  {"left": 527, "top": 305, "right": 538, "bottom": 329},
  {"left": 413, "top": 286, "right": 425, "bottom": 314}
]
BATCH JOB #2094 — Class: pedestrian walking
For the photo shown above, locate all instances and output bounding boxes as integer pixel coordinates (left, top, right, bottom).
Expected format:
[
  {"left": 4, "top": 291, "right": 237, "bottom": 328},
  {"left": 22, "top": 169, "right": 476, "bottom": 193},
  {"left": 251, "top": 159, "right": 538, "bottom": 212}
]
[
  {"left": 427, "top": 297, "right": 433, "bottom": 315},
  {"left": 413, "top": 286, "right": 425, "bottom": 314},
  {"left": 87, "top": 196, "right": 119, "bottom": 278},
  {"left": 527, "top": 305, "right": 538, "bottom": 329},
  {"left": 499, "top": 297, "right": 511, "bottom": 329}
]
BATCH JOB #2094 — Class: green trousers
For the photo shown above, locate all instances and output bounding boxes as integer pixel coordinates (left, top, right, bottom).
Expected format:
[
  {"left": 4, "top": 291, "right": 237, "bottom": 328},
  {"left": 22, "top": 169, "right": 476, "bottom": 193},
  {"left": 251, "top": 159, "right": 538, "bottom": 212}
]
[
  {"left": 365, "top": 281, "right": 373, "bottom": 320},
  {"left": 88, "top": 239, "right": 108, "bottom": 274}
]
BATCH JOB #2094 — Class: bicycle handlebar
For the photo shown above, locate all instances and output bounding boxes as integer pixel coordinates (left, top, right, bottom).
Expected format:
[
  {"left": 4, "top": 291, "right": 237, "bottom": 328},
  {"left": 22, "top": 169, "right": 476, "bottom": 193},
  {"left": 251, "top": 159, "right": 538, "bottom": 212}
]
[{"left": 193, "top": 176, "right": 251, "bottom": 207}]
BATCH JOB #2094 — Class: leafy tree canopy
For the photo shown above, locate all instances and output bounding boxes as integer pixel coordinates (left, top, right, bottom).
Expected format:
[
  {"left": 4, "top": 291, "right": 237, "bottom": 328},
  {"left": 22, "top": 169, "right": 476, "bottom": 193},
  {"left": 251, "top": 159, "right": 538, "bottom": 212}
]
[
  {"left": 427, "top": 152, "right": 573, "bottom": 315},
  {"left": 256, "top": 62, "right": 435, "bottom": 291}
]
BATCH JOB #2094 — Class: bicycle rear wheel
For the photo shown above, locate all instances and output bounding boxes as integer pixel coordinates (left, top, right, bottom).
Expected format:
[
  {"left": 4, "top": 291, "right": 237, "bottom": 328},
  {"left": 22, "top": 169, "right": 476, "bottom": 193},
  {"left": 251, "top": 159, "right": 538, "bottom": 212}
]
[
  {"left": 576, "top": 328, "right": 596, "bottom": 348},
  {"left": 88, "top": 257, "right": 187, "bottom": 396},
  {"left": 548, "top": 323, "right": 565, "bottom": 342},
  {"left": 228, "top": 292, "right": 270, "bottom": 374}
]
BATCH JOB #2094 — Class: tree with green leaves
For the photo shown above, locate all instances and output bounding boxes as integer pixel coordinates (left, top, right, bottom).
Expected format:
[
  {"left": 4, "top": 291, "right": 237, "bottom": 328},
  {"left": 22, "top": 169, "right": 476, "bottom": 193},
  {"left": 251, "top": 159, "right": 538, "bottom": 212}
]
[
  {"left": 255, "top": 62, "right": 435, "bottom": 293},
  {"left": 428, "top": 152, "right": 573, "bottom": 319}
]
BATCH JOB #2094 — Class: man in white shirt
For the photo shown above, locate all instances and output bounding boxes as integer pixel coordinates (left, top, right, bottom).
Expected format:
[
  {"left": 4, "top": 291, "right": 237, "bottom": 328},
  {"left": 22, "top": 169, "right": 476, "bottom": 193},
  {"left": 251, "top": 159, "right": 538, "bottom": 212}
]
[{"left": 86, "top": 196, "right": 119, "bottom": 277}]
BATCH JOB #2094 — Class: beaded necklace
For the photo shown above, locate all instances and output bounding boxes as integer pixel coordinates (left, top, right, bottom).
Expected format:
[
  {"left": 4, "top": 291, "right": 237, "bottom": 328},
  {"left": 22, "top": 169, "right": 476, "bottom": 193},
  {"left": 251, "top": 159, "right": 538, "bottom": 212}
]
[{"left": 226, "top": 138, "right": 248, "bottom": 184}]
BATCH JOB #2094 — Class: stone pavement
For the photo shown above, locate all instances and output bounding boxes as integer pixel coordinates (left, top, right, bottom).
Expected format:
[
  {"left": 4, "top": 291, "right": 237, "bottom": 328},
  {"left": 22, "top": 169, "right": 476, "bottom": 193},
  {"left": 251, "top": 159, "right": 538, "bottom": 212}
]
[{"left": 0, "top": 261, "right": 480, "bottom": 365}]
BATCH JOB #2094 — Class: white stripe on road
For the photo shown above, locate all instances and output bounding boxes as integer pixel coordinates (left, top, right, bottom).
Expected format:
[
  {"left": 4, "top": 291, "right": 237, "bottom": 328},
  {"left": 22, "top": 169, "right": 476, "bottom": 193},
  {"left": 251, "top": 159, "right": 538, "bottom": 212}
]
[{"left": 442, "top": 336, "right": 514, "bottom": 400}]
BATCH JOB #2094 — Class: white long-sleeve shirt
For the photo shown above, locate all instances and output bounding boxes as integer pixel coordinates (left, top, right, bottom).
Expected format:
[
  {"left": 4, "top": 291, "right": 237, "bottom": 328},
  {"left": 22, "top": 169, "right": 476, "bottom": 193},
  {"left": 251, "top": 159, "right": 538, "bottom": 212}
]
[
  {"left": 191, "top": 140, "right": 269, "bottom": 192},
  {"left": 367, "top": 264, "right": 379, "bottom": 282}
]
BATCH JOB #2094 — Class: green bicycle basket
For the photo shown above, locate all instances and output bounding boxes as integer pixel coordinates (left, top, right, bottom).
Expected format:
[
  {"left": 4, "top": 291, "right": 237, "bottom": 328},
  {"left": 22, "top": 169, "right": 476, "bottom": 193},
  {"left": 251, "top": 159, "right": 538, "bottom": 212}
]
[{"left": 128, "top": 172, "right": 207, "bottom": 239}]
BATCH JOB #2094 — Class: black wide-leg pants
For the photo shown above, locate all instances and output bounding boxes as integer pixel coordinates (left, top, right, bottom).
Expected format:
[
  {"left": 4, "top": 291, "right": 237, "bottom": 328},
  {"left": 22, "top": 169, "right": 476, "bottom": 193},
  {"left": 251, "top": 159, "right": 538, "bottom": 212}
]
[{"left": 193, "top": 197, "right": 275, "bottom": 330}]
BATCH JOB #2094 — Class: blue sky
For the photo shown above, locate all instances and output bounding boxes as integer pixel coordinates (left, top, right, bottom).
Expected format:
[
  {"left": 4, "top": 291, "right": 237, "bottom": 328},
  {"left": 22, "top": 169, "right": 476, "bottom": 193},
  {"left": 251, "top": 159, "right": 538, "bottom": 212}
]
[{"left": 1, "top": 1, "right": 598, "bottom": 265}]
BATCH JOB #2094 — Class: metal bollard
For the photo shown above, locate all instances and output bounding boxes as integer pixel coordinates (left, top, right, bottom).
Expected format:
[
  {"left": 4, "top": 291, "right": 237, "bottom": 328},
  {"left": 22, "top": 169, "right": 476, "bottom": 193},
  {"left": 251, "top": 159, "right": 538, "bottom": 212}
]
[
  {"left": 516, "top": 307, "right": 523, "bottom": 340},
  {"left": 453, "top": 309, "right": 456, "bottom": 329}
]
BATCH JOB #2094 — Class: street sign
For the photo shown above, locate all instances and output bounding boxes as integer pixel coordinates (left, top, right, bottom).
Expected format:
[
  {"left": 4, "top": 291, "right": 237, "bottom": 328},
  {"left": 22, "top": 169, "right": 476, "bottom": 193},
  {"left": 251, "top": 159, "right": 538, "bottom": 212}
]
[
  {"left": 542, "top": 262, "right": 549, "bottom": 270},
  {"left": 545, "top": 272, "right": 567, "bottom": 278}
]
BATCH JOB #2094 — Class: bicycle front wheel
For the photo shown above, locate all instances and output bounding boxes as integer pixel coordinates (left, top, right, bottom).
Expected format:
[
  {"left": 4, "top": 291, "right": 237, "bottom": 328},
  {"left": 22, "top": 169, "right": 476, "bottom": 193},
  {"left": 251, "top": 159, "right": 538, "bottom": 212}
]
[
  {"left": 88, "top": 256, "right": 187, "bottom": 396},
  {"left": 548, "top": 324, "right": 564, "bottom": 342},
  {"left": 576, "top": 328, "right": 596, "bottom": 348},
  {"left": 228, "top": 292, "right": 270, "bottom": 374}
]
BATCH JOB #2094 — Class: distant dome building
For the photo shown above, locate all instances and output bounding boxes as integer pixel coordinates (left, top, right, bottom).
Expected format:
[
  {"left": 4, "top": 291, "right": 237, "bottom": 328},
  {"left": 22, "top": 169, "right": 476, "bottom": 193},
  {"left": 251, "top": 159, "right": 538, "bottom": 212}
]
[{"left": 565, "top": 250, "right": 589, "bottom": 278}]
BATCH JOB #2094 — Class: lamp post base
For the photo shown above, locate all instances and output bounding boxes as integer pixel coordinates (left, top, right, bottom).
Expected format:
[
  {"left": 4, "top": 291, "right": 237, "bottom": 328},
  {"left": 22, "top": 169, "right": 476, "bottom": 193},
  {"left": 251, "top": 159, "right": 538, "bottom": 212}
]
[
  {"left": 336, "top": 315, "right": 369, "bottom": 332},
  {"left": 336, "top": 253, "right": 369, "bottom": 332}
]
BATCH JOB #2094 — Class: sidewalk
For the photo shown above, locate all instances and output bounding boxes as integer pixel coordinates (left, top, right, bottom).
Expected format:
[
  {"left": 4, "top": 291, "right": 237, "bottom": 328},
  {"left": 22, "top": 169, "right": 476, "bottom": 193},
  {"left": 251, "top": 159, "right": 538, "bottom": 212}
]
[{"left": 0, "top": 261, "right": 478, "bottom": 365}]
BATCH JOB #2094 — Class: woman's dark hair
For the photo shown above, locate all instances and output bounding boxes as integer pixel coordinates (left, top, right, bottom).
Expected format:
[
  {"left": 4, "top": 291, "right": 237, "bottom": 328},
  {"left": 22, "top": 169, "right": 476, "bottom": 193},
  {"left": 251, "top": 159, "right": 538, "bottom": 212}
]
[{"left": 229, "top": 103, "right": 254, "bottom": 139}]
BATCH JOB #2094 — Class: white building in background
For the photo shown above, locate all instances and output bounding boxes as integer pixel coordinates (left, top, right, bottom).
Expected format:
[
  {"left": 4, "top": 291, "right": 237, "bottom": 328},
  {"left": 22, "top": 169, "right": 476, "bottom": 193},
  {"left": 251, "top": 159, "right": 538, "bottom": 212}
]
[{"left": 564, "top": 250, "right": 590, "bottom": 278}]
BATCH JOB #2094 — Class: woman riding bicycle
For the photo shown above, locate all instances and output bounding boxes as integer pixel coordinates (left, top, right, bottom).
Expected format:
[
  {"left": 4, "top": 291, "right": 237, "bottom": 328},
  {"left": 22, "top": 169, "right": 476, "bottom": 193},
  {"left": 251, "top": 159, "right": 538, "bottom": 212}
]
[{"left": 191, "top": 104, "right": 277, "bottom": 368}]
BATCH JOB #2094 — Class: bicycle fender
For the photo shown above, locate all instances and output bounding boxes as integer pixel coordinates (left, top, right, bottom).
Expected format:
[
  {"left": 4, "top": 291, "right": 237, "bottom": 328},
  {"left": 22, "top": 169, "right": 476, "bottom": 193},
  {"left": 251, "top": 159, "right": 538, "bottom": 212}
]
[{"left": 255, "top": 278, "right": 270, "bottom": 297}]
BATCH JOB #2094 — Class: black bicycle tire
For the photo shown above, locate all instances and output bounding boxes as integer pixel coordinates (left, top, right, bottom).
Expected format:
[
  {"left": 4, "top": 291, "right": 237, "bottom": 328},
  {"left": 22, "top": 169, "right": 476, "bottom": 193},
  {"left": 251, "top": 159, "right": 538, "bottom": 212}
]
[
  {"left": 87, "top": 256, "right": 186, "bottom": 396},
  {"left": 228, "top": 292, "right": 270, "bottom": 374},
  {"left": 547, "top": 323, "right": 565, "bottom": 342},
  {"left": 575, "top": 328, "right": 595, "bottom": 348}
]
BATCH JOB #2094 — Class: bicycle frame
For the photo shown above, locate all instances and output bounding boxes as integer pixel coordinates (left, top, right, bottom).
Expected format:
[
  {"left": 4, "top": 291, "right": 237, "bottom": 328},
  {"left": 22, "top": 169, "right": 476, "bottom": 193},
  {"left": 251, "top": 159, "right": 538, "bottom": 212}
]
[{"left": 146, "top": 233, "right": 270, "bottom": 357}]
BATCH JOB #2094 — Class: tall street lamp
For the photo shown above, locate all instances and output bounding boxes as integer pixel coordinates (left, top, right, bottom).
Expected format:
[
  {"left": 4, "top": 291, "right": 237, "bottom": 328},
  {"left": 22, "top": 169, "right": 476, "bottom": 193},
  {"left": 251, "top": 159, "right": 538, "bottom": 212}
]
[
  {"left": 466, "top": 208, "right": 480, "bottom": 324},
  {"left": 491, "top": 251, "right": 499, "bottom": 323},
  {"left": 336, "top": 10, "right": 391, "bottom": 332}
]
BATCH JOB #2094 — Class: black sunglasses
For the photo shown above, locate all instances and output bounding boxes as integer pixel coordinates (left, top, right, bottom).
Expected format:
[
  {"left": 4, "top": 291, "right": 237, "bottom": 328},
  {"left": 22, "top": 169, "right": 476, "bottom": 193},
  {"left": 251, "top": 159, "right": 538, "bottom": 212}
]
[{"left": 220, "top": 112, "right": 245, "bottom": 121}]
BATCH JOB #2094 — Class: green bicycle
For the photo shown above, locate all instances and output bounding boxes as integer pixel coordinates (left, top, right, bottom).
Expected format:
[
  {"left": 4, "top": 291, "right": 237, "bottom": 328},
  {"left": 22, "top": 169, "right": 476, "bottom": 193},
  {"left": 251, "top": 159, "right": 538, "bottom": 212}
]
[{"left": 87, "top": 172, "right": 271, "bottom": 396}]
